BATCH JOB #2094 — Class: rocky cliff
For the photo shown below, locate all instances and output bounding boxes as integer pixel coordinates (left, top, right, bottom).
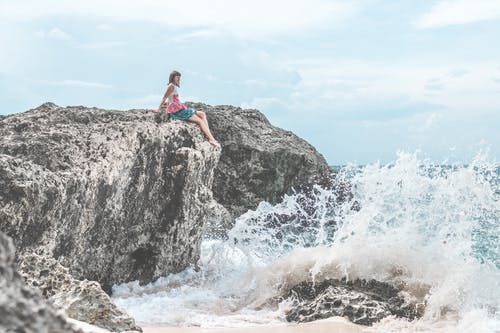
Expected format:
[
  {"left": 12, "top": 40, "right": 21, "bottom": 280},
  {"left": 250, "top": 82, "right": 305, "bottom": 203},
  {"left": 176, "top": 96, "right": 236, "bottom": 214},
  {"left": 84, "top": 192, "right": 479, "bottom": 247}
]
[
  {"left": 187, "top": 102, "right": 332, "bottom": 220},
  {"left": 0, "top": 102, "right": 331, "bottom": 293},
  {"left": 0, "top": 102, "right": 222, "bottom": 292}
]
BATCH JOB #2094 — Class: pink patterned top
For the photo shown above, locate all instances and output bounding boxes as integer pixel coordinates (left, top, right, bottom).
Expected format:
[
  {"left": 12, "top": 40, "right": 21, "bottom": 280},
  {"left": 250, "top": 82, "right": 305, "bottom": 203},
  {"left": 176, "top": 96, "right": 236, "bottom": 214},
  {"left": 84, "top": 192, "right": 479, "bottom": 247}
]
[{"left": 164, "top": 83, "right": 186, "bottom": 114}]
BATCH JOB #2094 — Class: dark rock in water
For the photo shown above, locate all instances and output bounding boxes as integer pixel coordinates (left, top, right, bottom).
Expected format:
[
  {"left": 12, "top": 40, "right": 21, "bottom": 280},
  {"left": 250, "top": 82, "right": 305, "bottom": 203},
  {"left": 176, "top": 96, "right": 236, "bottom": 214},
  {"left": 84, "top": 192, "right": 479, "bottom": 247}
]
[
  {"left": 0, "top": 102, "right": 223, "bottom": 292},
  {"left": 186, "top": 102, "right": 333, "bottom": 222},
  {"left": 18, "top": 253, "right": 142, "bottom": 332},
  {"left": 0, "top": 231, "right": 82, "bottom": 333},
  {"left": 284, "top": 278, "right": 424, "bottom": 326}
]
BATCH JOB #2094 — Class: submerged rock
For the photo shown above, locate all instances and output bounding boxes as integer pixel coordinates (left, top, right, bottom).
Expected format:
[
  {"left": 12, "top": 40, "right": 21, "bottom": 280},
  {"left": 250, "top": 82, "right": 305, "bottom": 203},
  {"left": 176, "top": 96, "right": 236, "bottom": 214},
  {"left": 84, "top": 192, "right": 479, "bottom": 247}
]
[
  {"left": 284, "top": 278, "right": 424, "bottom": 326},
  {"left": 0, "top": 231, "right": 81, "bottom": 333},
  {"left": 18, "top": 253, "right": 141, "bottom": 332}
]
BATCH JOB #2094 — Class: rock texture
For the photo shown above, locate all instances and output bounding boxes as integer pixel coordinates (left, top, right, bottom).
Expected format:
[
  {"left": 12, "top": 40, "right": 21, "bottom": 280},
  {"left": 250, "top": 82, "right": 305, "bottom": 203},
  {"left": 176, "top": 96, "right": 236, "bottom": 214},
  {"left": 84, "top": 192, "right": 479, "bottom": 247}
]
[
  {"left": 18, "top": 253, "right": 141, "bottom": 332},
  {"left": 0, "top": 102, "right": 222, "bottom": 292},
  {"left": 283, "top": 278, "right": 424, "bottom": 326},
  {"left": 0, "top": 231, "right": 81, "bottom": 333},
  {"left": 0, "top": 102, "right": 331, "bottom": 293},
  {"left": 186, "top": 102, "right": 333, "bottom": 220}
]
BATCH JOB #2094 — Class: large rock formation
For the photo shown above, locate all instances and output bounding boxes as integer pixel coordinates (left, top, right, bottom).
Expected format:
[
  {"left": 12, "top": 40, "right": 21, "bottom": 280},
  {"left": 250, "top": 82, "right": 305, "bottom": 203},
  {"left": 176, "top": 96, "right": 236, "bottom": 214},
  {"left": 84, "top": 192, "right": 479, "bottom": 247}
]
[
  {"left": 0, "top": 102, "right": 222, "bottom": 292},
  {"left": 0, "top": 102, "right": 331, "bottom": 293},
  {"left": 187, "top": 102, "right": 333, "bottom": 220},
  {"left": 0, "top": 231, "right": 81, "bottom": 333}
]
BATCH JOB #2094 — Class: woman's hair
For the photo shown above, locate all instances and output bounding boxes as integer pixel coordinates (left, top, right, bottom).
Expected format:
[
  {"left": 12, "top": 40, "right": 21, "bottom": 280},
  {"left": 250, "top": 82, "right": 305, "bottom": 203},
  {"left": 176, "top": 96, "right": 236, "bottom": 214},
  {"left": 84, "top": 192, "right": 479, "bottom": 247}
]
[{"left": 169, "top": 70, "right": 181, "bottom": 87}]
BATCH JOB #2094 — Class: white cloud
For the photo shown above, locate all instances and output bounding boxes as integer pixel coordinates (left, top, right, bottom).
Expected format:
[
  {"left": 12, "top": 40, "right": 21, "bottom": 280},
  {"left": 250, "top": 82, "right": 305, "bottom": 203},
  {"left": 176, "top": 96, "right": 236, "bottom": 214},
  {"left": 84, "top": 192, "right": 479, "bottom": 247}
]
[
  {"left": 241, "top": 79, "right": 268, "bottom": 87},
  {"left": 128, "top": 94, "right": 162, "bottom": 109},
  {"left": 416, "top": 0, "right": 500, "bottom": 29},
  {"left": 0, "top": 0, "right": 360, "bottom": 38},
  {"left": 76, "top": 41, "right": 126, "bottom": 49},
  {"left": 47, "top": 27, "right": 71, "bottom": 40},
  {"left": 171, "top": 29, "right": 221, "bottom": 42},
  {"left": 272, "top": 57, "right": 500, "bottom": 122},
  {"left": 34, "top": 27, "right": 124, "bottom": 48},
  {"left": 409, "top": 112, "right": 443, "bottom": 134},
  {"left": 35, "top": 27, "right": 72, "bottom": 40},
  {"left": 44, "top": 80, "right": 113, "bottom": 88},
  {"left": 239, "top": 49, "right": 273, "bottom": 67},
  {"left": 96, "top": 23, "right": 112, "bottom": 31},
  {"left": 241, "top": 97, "right": 286, "bottom": 110}
]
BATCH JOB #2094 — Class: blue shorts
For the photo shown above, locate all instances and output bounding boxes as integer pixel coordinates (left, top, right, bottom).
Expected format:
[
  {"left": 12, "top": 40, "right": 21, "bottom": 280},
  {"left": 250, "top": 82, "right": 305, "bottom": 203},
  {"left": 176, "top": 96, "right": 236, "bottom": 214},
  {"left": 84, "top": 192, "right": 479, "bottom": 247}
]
[{"left": 170, "top": 108, "right": 196, "bottom": 121}]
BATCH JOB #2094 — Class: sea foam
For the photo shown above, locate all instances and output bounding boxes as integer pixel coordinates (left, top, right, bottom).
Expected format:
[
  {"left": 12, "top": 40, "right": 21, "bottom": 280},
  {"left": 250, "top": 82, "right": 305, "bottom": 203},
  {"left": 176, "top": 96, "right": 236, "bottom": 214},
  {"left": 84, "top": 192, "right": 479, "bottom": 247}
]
[{"left": 112, "top": 151, "right": 499, "bottom": 332}]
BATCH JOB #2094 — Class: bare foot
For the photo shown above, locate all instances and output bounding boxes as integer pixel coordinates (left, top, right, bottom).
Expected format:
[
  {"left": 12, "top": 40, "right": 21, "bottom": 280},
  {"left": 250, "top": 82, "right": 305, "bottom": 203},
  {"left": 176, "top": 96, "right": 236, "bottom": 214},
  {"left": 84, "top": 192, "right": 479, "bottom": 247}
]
[{"left": 209, "top": 139, "right": 221, "bottom": 148}]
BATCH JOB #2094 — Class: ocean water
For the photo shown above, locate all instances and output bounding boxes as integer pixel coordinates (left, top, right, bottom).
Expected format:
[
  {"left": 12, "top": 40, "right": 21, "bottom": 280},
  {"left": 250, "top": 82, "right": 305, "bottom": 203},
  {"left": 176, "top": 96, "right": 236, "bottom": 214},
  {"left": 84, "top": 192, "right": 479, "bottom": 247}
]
[{"left": 112, "top": 151, "right": 500, "bottom": 332}]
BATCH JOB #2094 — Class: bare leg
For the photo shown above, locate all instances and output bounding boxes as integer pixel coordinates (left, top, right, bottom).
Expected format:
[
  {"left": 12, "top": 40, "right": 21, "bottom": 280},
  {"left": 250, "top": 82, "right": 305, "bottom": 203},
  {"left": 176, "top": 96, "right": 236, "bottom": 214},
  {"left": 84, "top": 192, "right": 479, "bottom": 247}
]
[
  {"left": 196, "top": 111, "right": 210, "bottom": 131},
  {"left": 188, "top": 114, "right": 220, "bottom": 147},
  {"left": 196, "top": 111, "right": 219, "bottom": 146}
]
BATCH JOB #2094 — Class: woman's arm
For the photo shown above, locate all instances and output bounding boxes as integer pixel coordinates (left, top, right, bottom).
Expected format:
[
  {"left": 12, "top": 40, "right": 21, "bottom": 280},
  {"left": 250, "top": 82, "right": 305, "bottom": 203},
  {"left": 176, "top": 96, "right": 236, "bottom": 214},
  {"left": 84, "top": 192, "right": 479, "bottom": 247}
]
[{"left": 157, "top": 84, "right": 174, "bottom": 111}]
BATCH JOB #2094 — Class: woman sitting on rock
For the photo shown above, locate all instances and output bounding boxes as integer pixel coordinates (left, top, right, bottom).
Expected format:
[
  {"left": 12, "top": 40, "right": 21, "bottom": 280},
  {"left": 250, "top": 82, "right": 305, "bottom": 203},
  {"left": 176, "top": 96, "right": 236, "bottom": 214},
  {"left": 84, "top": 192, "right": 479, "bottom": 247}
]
[{"left": 156, "top": 70, "right": 220, "bottom": 147}]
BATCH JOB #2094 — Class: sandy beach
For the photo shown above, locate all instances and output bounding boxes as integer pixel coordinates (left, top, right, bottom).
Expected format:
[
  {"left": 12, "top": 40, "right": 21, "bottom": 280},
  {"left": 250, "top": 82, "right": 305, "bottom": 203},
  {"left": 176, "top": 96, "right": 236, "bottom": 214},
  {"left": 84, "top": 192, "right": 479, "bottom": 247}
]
[
  {"left": 141, "top": 318, "right": 369, "bottom": 333},
  {"left": 69, "top": 317, "right": 369, "bottom": 333}
]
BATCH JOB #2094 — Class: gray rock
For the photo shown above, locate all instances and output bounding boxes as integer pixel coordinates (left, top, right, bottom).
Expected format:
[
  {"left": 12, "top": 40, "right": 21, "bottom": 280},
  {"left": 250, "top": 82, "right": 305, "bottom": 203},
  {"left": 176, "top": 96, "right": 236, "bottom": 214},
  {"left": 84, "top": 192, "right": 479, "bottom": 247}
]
[
  {"left": 18, "top": 253, "right": 141, "bottom": 332},
  {"left": 283, "top": 278, "right": 424, "bottom": 326},
  {"left": 186, "top": 102, "right": 333, "bottom": 222},
  {"left": 0, "top": 102, "right": 222, "bottom": 292},
  {"left": 0, "top": 231, "right": 82, "bottom": 333},
  {"left": 0, "top": 101, "right": 331, "bottom": 293}
]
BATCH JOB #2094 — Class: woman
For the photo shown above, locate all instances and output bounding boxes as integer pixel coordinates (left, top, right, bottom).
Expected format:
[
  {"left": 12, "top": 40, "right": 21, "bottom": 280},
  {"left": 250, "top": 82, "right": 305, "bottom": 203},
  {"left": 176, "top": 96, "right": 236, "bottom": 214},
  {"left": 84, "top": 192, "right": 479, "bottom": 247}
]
[{"left": 156, "top": 70, "right": 220, "bottom": 147}]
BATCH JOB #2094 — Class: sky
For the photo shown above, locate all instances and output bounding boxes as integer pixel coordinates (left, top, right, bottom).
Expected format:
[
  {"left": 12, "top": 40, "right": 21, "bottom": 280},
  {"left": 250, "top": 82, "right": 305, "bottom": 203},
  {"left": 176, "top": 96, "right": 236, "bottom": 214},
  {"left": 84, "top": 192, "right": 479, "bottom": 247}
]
[{"left": 0, "top": 0, "right": 499, "bottom": 165}]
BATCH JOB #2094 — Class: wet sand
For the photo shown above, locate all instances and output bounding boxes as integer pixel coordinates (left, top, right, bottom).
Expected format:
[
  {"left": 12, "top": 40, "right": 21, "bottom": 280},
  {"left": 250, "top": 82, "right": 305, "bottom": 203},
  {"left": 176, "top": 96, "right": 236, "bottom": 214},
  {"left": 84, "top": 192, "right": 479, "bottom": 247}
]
[
  {"left": 70, "top": 316, "right": 371, "bottom": 333},
  {"left": 141, "top": 317, "right": 369, "bottom": 333}
]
